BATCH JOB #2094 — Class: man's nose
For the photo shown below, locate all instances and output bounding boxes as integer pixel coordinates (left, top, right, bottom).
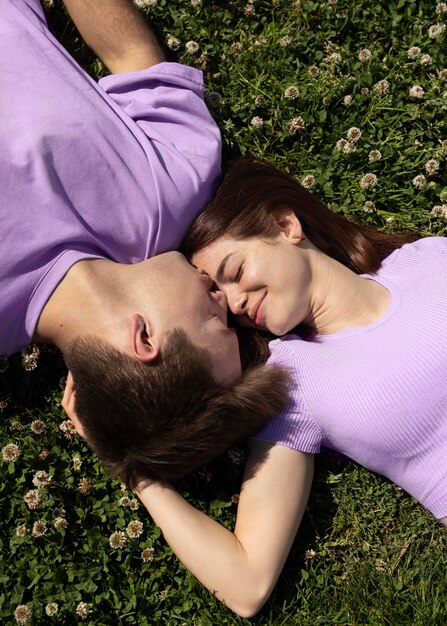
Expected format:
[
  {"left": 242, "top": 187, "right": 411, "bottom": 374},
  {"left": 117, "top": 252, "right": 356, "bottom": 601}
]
[{"left": 211, "top": 289, "right": 228, "bottom": 309}]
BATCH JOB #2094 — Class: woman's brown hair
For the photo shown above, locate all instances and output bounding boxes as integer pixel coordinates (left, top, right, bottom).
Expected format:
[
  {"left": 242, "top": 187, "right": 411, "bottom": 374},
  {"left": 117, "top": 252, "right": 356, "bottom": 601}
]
[{"left": 182, "top": 156, "right": 418, "bottom": 275}]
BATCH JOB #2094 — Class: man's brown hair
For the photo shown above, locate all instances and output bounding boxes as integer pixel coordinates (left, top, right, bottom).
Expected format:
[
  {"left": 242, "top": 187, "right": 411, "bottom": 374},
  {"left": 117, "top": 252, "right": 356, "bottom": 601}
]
[{"left": 64, "top": 329, "right": 289, "bottom": 489}]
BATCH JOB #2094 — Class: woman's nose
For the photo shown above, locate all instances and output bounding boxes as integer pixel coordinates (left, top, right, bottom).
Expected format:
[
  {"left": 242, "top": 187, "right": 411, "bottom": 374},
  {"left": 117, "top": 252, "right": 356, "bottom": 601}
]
[{"left": 228, "top": 290, "right": 248, "bottom": 315}]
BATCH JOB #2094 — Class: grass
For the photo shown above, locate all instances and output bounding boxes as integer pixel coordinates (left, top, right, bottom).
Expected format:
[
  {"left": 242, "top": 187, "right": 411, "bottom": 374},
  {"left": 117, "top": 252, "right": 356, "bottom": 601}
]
[{"left": 1, "top": 0, "right": 446, "bottom": 624}]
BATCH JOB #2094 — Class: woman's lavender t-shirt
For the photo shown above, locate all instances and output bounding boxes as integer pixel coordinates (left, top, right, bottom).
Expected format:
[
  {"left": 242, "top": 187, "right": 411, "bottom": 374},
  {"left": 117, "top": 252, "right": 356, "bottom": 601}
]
[
  {"left": 255, "top": 237, "right": 447, "bottom": 519},
  {"left": 0, "top": 0, "right": 221, "bottom": 355}
]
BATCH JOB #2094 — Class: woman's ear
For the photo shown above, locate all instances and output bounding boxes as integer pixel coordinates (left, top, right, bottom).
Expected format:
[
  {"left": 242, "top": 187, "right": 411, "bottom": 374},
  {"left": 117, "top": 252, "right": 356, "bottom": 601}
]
[
  {"left": 131, "top": 314, "right": 160, "bottom": 363},
  {"left": 274, "top": 209, "right": 304, "bottom": 243}
]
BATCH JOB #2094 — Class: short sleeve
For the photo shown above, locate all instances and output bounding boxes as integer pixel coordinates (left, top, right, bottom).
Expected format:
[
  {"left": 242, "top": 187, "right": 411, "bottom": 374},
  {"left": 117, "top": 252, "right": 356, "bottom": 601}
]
[
  {"left": 98, "top": 62, "right": 221, "bottom": 181},
  {"left": 252, "top": 340, "right": 324, "bottom": 453}
]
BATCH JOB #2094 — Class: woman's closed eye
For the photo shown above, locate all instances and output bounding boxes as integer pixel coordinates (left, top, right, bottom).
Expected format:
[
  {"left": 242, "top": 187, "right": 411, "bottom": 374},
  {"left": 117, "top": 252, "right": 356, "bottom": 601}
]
[{"left": 233, "top": 264, "right": 243, "bottom": 283}]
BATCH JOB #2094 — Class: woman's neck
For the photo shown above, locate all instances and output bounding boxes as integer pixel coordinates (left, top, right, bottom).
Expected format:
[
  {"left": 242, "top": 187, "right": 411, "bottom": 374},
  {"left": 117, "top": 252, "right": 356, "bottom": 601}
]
[{"left": 305, "top": 252, "right": 390, "bottom": 335}]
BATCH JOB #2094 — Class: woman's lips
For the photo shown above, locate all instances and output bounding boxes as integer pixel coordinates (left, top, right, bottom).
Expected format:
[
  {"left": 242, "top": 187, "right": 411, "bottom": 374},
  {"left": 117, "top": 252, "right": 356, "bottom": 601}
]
[{"left": 253, "top": 294, "right": 266, "bottom": 326}]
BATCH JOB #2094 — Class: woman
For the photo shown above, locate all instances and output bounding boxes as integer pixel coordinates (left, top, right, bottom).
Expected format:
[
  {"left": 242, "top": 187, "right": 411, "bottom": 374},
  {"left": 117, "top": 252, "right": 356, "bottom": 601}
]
[{"left": 64, "top": 157, "right": 446, "bottom": 618}]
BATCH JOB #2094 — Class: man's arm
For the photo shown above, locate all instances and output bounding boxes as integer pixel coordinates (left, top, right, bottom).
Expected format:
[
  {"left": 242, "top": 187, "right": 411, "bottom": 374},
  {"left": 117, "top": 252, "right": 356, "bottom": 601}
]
[
  {"left": 62, "top": 0, "right": 165, "bottom": 73},
  {"left": 136, "top": 443, "right": 314, "bottom": 618}
]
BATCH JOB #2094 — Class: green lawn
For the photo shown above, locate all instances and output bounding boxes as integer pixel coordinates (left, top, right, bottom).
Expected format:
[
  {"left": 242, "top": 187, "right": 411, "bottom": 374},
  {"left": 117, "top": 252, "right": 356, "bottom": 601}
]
[{"left": 1, "top": 0, "right": 446, "bottom": 624}]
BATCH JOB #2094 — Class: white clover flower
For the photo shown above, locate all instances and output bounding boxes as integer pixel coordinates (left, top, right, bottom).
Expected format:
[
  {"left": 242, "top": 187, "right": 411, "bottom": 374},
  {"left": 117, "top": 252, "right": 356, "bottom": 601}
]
[
  {"left": 32, "top": 520, "right": 47, "bottom": 537},
  {"left": 363, "top": 201, "right": 375, "bottom": 213},
  {"left": 284, "top": 85, "right": 300, "bottom": 99},
  {"left": 326, "top": 52, "right": 341, "bottom": 63},
  {"left": 336, "top": 138, "right": 356, "bottom": 153},
  {"left": 425, "top": 159, "right": 440, "bottom": 174},
  {"left": 24, "top": 489, "right": 41, "bottom": 509},
  {"left": 374, "top": 79, "right": 390, "bottom": 95},
  {"left": 308, "top": 65, "right": 320, "bottom": 77},
  {"left": 346, "top": 127, "right": 362, "bottom": 143},
  {"left": 360, "top": 173, "right": 378, "bottom": 189},
  {"left": 14, "top": 605, "right": 32, "bottom": 625},
  {"left": 0, "top": 355, "right": 9, "bottom": 373},
  {"left": 141, "top": 547, "right": 155, "bottom": 562},
  {"left": 191, "top": 0, "right": 202, "bottom": 5},
  {"left": 244, "top": 3, "right": 256, "bottom": 16},
  {"left": 109, "top": 530, "right": 127, "bottom": 549},
  {"left": 32, "top": 470, "right": 52, "bottom": 488},
  {"left": 230, "top": 42, "right": 242, "bottom": 53},
  {"left": 287, "top": 117, "right": 306, "bottom": 135},
  {"left": 166, "top": 35, "right": 181, "bottom": 51},
  {"left": 431, "top": 204, "right": 447, "bottom": 218},
  {"left": 343, "top": 95, "right": 353, "bottom": 106},
  {"left": 16, "top": 524, "right": 27, "bottom": 537},
  {"left": 21, "top": 345, "right": 40, "bottom": 371},
  {"left": 358, "top": 48, "right": 372, "bottom": 63},
  {"left": 59, "top": 420, "right": 77, "bottom": 439},
  {"left": 280, "top": 35, "right": 293, "bottom": 47},
  {"left": 54, "top": 516, "right": 68, "bottom": 530},
  {"left": 409, "top": 85, "right": 424, "bottom": 99},
  {"left": 72, "top": 456, "right": 82, "bottom": 471},
  {"left": 436, "top": 2, "right": 447, "bottom": 12},
  {"left": 412, "top": 174, "right": 427, "bottom": 189},
  {"left": 76, "top": 602, "right": 92, "bottom": 621},
  {"left": 30, "top": 419, "right": 45, "bottom": 434},
  {"left": 119, "top": 496, "right": 131, "bottom": 507},
  {"left": 369, "top": 149, "right": 382, "bottom": 162},
  {"left": 2, "top": 443, "right": 20, "bottom": 462},
  {"left": 324, "top": 41, "right": 337, "bottom": 53},
  {"left": 134, "top": 0, "right": 158, "bottom": 7},
  {"left": 429, "top": 23, "right": 446, "bottom": 38},
  {"left": 420, "top": 54, "right": 432, "bottom": 65},
  {"left": 185, "top": 40, "right": 199, "bottom": 54},
  {"left": 250, "top": 116, "right": 264, "bottom": 129},
  {"left": 45, "top": 603, "right": 59, "bottom": 617},
  {"left": 361, "top": 87, "right": 370, "bottom": 95},
  {"left": 301, "top": 175, "right": 316, "bottom": 189},
  {"left": 129, "top": 499, "right": 140, "bottom": 511},
  {"left": 0, "top": 399, "right": 9, "bottom": 411},
  {"left": 127, "top": 520, "right": 144, "bottom": 538},
  {"left": 322, "top": 95, "right": 332, "bottom": 105},
  {"left": 78, "top": 478, "right": 94, "bottom": 494},
  {"left": 439, "top": 69, "right": 447, "bottom": 80},
  {"left": 407, "top": 46, "right": 421, "bottom": 59},
  {"left": 254, "top": 94, "right": 265, "bottom": 107}
]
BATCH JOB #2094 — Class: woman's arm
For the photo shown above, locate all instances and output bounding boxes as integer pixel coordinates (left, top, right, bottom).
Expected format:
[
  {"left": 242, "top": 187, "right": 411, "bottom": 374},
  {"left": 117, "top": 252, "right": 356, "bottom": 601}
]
[{"left": 136, "top": 442, "right": 314, "bottom": 618}]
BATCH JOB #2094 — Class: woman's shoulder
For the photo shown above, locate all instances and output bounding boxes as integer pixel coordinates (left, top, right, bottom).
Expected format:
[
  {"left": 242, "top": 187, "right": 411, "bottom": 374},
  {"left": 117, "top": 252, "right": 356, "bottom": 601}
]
[
  {"left": 267, "top": 336, "right": 302, "bottom": 366},
  {"left": 379, "top": 236, "right": 447, "bottom": 275}
]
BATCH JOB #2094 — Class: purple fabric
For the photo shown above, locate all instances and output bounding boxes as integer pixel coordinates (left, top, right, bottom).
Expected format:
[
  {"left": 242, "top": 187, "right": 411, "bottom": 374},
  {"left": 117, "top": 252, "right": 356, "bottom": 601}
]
[
  {"left": 255, "top": 237, "right": 447, "bottom": 519},
  {"left": 0, "top": 0, "right": 221, "bottom": 355}
]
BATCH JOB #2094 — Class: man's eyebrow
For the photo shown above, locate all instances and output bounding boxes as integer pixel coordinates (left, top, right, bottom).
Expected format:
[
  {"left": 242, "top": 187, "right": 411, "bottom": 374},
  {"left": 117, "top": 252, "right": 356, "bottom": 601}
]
[{"left": 216, "top": 253, "right": 232, "bottom": 282}]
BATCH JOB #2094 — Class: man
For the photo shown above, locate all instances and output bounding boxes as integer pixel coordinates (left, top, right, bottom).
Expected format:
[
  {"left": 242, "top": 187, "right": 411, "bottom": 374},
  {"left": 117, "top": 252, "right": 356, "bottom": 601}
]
[{"left": 1, "top": 0, "right": 287, "bottom": 484}]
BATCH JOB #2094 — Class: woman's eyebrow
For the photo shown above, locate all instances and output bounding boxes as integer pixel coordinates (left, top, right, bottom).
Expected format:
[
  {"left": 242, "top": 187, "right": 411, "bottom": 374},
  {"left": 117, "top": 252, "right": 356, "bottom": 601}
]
[{"left": 216, "top": 253, "right": 232, "bottom": 282}]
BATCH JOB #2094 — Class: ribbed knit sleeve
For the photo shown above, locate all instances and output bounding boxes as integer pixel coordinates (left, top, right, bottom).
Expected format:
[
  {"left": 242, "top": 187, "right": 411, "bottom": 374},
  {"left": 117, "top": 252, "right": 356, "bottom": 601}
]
[{"left": 253, "top": 341, "right": 323, "bottom": 453}]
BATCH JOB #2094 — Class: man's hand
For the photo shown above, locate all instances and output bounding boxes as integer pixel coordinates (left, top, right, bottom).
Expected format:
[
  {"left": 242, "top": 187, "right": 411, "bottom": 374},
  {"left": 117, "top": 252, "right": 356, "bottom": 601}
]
[
  {"left": 62, "top": 0, "right": 165, "bottom": 73},
  {"left": 61, "top": 371, "right": 85, "bottom": 438}
]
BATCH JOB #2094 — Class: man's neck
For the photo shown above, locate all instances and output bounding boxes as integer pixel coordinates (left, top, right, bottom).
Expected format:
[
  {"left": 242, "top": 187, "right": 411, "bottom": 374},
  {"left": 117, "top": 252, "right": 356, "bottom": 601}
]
[{"left": 33, "top": 259, "right": 131, "bottom": 352}]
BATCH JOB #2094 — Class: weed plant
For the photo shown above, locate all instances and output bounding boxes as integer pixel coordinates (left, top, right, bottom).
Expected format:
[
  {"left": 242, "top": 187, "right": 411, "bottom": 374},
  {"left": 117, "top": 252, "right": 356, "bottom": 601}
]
[{"left": 1, "top": 0, "right": 446, "bottom": 624}]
